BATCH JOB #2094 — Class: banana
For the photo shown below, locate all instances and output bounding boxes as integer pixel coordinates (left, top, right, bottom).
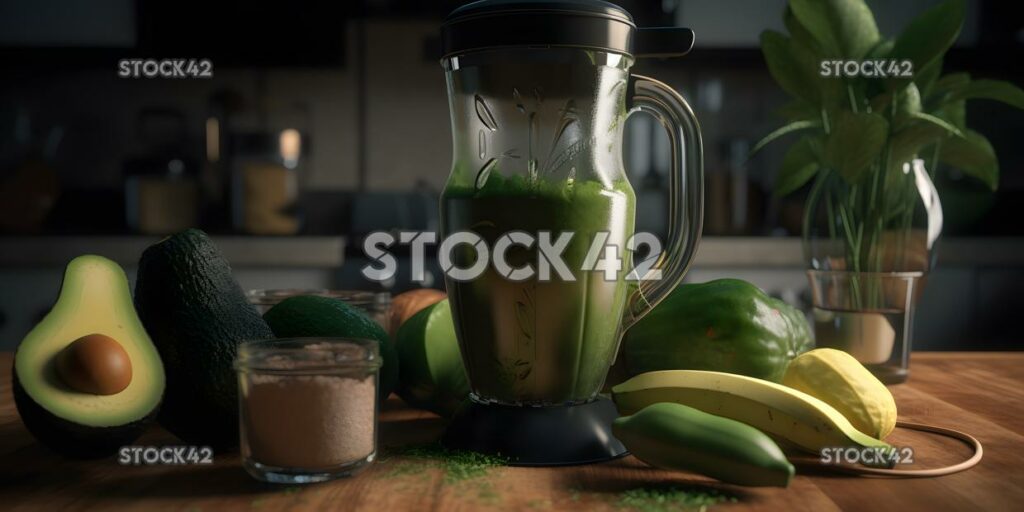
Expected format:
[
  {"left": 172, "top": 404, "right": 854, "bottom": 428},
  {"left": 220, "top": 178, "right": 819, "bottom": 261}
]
[
  {"left": 612, "top": 370, "right": 895, "bottom": 467},
  {"left": 614, "top": 402, "right": 794, "bottom": 487}
]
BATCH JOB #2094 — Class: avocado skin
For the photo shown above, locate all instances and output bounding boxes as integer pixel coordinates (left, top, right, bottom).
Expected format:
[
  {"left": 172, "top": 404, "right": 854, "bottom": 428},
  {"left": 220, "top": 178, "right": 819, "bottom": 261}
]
[
  {"left": 13, "top": 369, "right": 155, "bottom": 459},
  {"left": 263, "top": 295, "right": 399, "bottom": 402},
  {"left": 135, "top": 229, "right": 273, "bottom": 450}
]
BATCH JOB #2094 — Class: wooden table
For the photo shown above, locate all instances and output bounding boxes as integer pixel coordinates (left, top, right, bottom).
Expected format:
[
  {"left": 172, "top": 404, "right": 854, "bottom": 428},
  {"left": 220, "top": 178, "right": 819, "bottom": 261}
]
[{"left": 2, "top": 352, "right": 1021, "bottom": 511}]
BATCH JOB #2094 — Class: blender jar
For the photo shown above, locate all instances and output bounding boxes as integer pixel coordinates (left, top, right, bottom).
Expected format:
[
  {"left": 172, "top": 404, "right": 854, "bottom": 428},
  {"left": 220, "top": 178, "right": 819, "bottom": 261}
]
[{"left": 440, "top": 0, "right": 704, "bottom": 406}]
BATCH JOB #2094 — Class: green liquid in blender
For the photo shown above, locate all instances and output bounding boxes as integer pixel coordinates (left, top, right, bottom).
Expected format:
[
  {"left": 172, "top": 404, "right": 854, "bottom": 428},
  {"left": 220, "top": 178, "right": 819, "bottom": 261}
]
[{"left": 441, "top": 173, "right": 636, "bottom": 405}]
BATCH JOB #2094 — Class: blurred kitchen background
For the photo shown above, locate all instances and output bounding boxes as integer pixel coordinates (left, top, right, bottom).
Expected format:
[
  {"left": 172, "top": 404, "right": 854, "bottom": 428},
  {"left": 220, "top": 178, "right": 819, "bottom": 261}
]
[{"left": 1, "top": 0, "right": 1022, "bottom": 350}]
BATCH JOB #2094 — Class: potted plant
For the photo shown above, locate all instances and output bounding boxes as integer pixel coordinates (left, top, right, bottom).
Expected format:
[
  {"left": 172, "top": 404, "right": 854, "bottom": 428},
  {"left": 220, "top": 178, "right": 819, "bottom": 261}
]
[{"left": 751, "top": 0, "right": 1024, "bottom": 382}]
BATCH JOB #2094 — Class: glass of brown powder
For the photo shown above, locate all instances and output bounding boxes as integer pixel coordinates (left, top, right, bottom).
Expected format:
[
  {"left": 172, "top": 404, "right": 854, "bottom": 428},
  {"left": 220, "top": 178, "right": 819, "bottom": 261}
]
[{"left": 235, "top": 338, "right": 381, "bottom": 483}]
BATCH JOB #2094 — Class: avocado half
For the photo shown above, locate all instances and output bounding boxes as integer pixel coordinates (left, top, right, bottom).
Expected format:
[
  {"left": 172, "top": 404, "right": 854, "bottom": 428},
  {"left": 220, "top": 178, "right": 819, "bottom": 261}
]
[{"left": 13, "top": 255, "right": 165, "bottom": 458}]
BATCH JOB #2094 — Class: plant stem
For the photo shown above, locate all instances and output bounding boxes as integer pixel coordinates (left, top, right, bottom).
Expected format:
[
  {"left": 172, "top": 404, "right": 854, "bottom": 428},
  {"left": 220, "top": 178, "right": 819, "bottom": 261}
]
[
  {"left": 928, "top": 139, "right": 943, "bottom": 181},
  {"left": 847, "top": 85, "right": 860, "bottom": 113}
]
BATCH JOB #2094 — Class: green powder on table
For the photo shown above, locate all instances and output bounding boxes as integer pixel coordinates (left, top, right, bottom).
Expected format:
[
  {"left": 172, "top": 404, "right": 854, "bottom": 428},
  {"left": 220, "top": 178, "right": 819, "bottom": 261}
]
[
  {"left": 383, "top": 443, "right": 508, "bottom": 484},
  {"left": 396, "top": 443, "right": 508, "bottom": 483},
  {"left": 616, "top": 486, "right": 737, "bottom": 512},
  {"left": 381, "top": 443, "right": 508, "bottom": 502}
]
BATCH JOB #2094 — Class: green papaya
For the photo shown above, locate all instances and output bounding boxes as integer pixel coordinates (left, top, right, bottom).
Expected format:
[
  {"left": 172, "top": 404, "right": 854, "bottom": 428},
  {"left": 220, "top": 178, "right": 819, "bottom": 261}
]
[
  {"left": 613, "top": 402, "right": 794, "bottom": 487},
  {"left": 622, "top": 279, "right": 812, "bottom": 382}
]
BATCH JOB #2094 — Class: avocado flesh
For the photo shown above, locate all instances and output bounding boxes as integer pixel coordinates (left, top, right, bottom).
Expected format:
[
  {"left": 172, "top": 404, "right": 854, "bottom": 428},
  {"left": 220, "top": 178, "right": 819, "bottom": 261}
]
[{"left": 13, "top": 255, "right": 165, "bottom": 456}]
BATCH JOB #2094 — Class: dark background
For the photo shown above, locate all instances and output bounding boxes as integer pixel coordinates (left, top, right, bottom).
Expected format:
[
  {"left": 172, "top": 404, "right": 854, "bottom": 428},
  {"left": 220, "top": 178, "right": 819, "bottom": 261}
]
[{"left": 1, "top": 0, "right": 1022, "bottom": 350}]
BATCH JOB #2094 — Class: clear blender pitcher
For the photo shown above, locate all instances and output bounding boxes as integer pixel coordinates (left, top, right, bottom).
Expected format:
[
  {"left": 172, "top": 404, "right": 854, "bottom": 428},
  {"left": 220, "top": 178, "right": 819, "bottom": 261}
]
[{"left": 439, "top": 0, "right": 703, "bottom": 465}]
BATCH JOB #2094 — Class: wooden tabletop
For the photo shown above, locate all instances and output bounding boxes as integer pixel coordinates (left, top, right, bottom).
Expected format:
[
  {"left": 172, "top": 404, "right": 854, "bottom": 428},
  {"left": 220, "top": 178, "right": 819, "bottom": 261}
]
[{"left": 2, "top": 352, "right": 1022, "bottom": 511}]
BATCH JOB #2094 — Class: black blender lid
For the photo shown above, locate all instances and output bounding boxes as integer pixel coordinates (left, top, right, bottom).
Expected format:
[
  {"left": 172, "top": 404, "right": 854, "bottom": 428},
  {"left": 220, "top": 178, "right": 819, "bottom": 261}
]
[{"left": 441, "top": 0, "right": 694, "bottom": 59}]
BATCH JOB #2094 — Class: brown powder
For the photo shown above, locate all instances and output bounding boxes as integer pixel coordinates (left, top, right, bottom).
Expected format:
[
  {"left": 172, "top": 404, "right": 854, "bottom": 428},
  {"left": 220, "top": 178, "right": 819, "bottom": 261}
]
[{"left": 241, "top": 372, "right": 376, "bottom": 469}]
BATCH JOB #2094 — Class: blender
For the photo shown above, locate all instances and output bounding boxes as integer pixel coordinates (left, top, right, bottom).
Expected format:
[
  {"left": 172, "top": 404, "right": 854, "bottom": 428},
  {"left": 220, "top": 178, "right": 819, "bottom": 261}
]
[{"left": 439, "top": 0, "right": 704, "bottom": 465}]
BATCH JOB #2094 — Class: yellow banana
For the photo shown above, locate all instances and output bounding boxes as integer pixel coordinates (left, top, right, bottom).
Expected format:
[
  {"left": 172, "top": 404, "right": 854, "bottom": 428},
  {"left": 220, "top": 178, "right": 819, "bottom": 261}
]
[{"left": 612, "top": 370, "right": 894, "bottom": 467}]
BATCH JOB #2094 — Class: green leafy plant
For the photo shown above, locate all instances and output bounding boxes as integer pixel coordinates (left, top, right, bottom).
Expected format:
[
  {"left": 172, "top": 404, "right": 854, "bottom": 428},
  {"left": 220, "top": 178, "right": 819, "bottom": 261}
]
[
  {"left": 756, "top": 0, "right": 1023, "bottom": 194},
  {"left": 752, "top": 0, "right": 1024, "bottom": 277}
]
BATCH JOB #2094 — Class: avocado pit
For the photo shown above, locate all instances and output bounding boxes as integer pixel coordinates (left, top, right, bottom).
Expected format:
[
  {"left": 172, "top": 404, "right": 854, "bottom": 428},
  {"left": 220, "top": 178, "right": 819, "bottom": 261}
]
[{"left": 55, "top": 333, "right": 133, "bottom": 395}]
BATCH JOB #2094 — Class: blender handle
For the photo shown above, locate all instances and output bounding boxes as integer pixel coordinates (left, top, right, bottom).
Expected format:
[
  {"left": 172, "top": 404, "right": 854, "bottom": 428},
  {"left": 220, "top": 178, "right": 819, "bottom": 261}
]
[{"left": 621, "top": 74, "right": 704, "bottom": 331}]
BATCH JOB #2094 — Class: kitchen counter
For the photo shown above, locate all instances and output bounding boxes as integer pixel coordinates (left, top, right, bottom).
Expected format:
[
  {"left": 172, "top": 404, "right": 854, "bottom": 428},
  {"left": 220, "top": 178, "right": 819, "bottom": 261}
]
[
  {"left": 2, "top": 236, "right": 1023, "bottom": 268},
  {"left": 2, "top": 352, "right": 1022, "bottom": 511},
  {"left": 0, "top": 236, "right": 347, "bottom": 268}
]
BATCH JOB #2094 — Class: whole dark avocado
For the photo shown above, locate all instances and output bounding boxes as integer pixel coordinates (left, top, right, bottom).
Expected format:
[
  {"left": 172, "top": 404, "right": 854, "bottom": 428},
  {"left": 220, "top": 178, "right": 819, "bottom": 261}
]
[
  {"left": 263, "top": 295, "right": 399, "bottom": 402},
  {"left": 134, "top": 229, "right": 273, "bottom": 450},
  {"left": 623, "top": 279, "right": 813, "bottom": 383}
]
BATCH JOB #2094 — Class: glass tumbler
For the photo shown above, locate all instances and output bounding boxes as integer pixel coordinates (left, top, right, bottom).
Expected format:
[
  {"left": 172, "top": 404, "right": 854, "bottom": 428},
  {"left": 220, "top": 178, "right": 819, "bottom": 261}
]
[
  {"left": 808, "top": 270, "right": 923, "bottom": 384},
  {"left": 235, "top": 338, "right": 381, "bottom": 483},
  {"left": 247, "top": 289, "right": 392, "bottom": 327}
]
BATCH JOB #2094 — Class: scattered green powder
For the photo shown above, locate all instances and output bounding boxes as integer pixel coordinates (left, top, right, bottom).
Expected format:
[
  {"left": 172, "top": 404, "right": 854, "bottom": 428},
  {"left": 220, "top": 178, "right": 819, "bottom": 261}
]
[
  {"left": 379, "top": 443, "right": 509, "bottom": 503},
  {"left": 388, "top": 443, "right": 509, "bottom": 484},
  {"left": 615, "top": 486, "right": 737, "bottom": 512},
  {"left": 380, "top": 445, "right": 735, "bottom": 511}
]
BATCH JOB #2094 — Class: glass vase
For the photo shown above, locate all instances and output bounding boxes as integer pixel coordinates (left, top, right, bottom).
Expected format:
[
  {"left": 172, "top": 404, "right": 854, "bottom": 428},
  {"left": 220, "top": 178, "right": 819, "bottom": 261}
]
[{"left": 803, "top": 158, "right": 943, "bottom": 383}]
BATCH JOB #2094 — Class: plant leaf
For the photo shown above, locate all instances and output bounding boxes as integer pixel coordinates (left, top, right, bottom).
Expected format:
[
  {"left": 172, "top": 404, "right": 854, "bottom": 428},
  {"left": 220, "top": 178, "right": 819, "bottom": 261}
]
[
  {"left": 909, "top": 111, "right": 963, "bottom": 138},
  {"left": 940, "top": 129, "right": 999, "bottom": 190},
  {"left": 869, "top": 82, "right": 921, "bottom": 129},
  {"left": 891, "top": 0, "right": 965, "bottom": 80},
  {"left": 866, "top": 38, "right": 894, "bottom": 59},
  {"left": 914, "top": 57, "right": 944, "bottom": 97},
  {"left": 789, "top": 0, "right": 880, "bottom": 58},
  {"left": 926, "top": 72, "right": 970, "bottom": 110},
  {"left": 784, "top": 6, "right": 819, "bottom": 52},
  {"left": 868, "top": 81, "right": 925, "bottom": 132},
  {"left": 779, "top": 7, "right": 847, "bottom": 110},
  {"left": 824, "top": 111, "right": 889, "bottom": 183},
  {"left": 889, "top": 121, "right": 949, "bottom": 168},
  {"left": 761, "top": 30, "right": 819, "bottom": 104},
  {"left": 931, "top": 72, "right": 971, "bottom": 96},
  {"left": 948, "top": 79, "right": 1024, "bottom": 110},
  {"left": 898, "top": 83, "right": 923, "bottom": 123},
  {"left": 859, "top": 38, "right": 896, "bottom": 99},
  {"left": 934, "top": 99, "right": 966, "bottom": 130},
  {"left": 749, "top": 120, "right": 822, "bottom": 158},
  {"left": 776, "top": 137, "right": 821, "bottom": 196}
]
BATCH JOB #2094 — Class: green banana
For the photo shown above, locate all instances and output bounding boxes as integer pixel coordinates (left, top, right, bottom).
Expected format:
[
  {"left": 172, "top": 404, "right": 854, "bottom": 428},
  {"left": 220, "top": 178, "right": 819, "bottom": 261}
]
[
  {"left": 612, "top": 370, "right": 895, "bottom": 468},
  {"left": 614, "top": 402, "right": 794, "bottom": 487}
]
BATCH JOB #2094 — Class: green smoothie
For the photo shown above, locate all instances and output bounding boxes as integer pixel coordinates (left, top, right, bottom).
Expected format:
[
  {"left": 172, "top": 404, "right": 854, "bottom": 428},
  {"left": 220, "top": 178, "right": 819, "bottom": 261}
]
[{"left": 441, "top": 173, "right": 636, "bottom": 405}]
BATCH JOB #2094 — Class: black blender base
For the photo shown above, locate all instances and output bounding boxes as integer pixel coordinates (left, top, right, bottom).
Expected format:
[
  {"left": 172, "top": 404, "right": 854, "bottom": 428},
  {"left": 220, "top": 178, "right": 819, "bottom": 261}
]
[{"left": 441, "top": 396, "right": 628, "bottom": 466}]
